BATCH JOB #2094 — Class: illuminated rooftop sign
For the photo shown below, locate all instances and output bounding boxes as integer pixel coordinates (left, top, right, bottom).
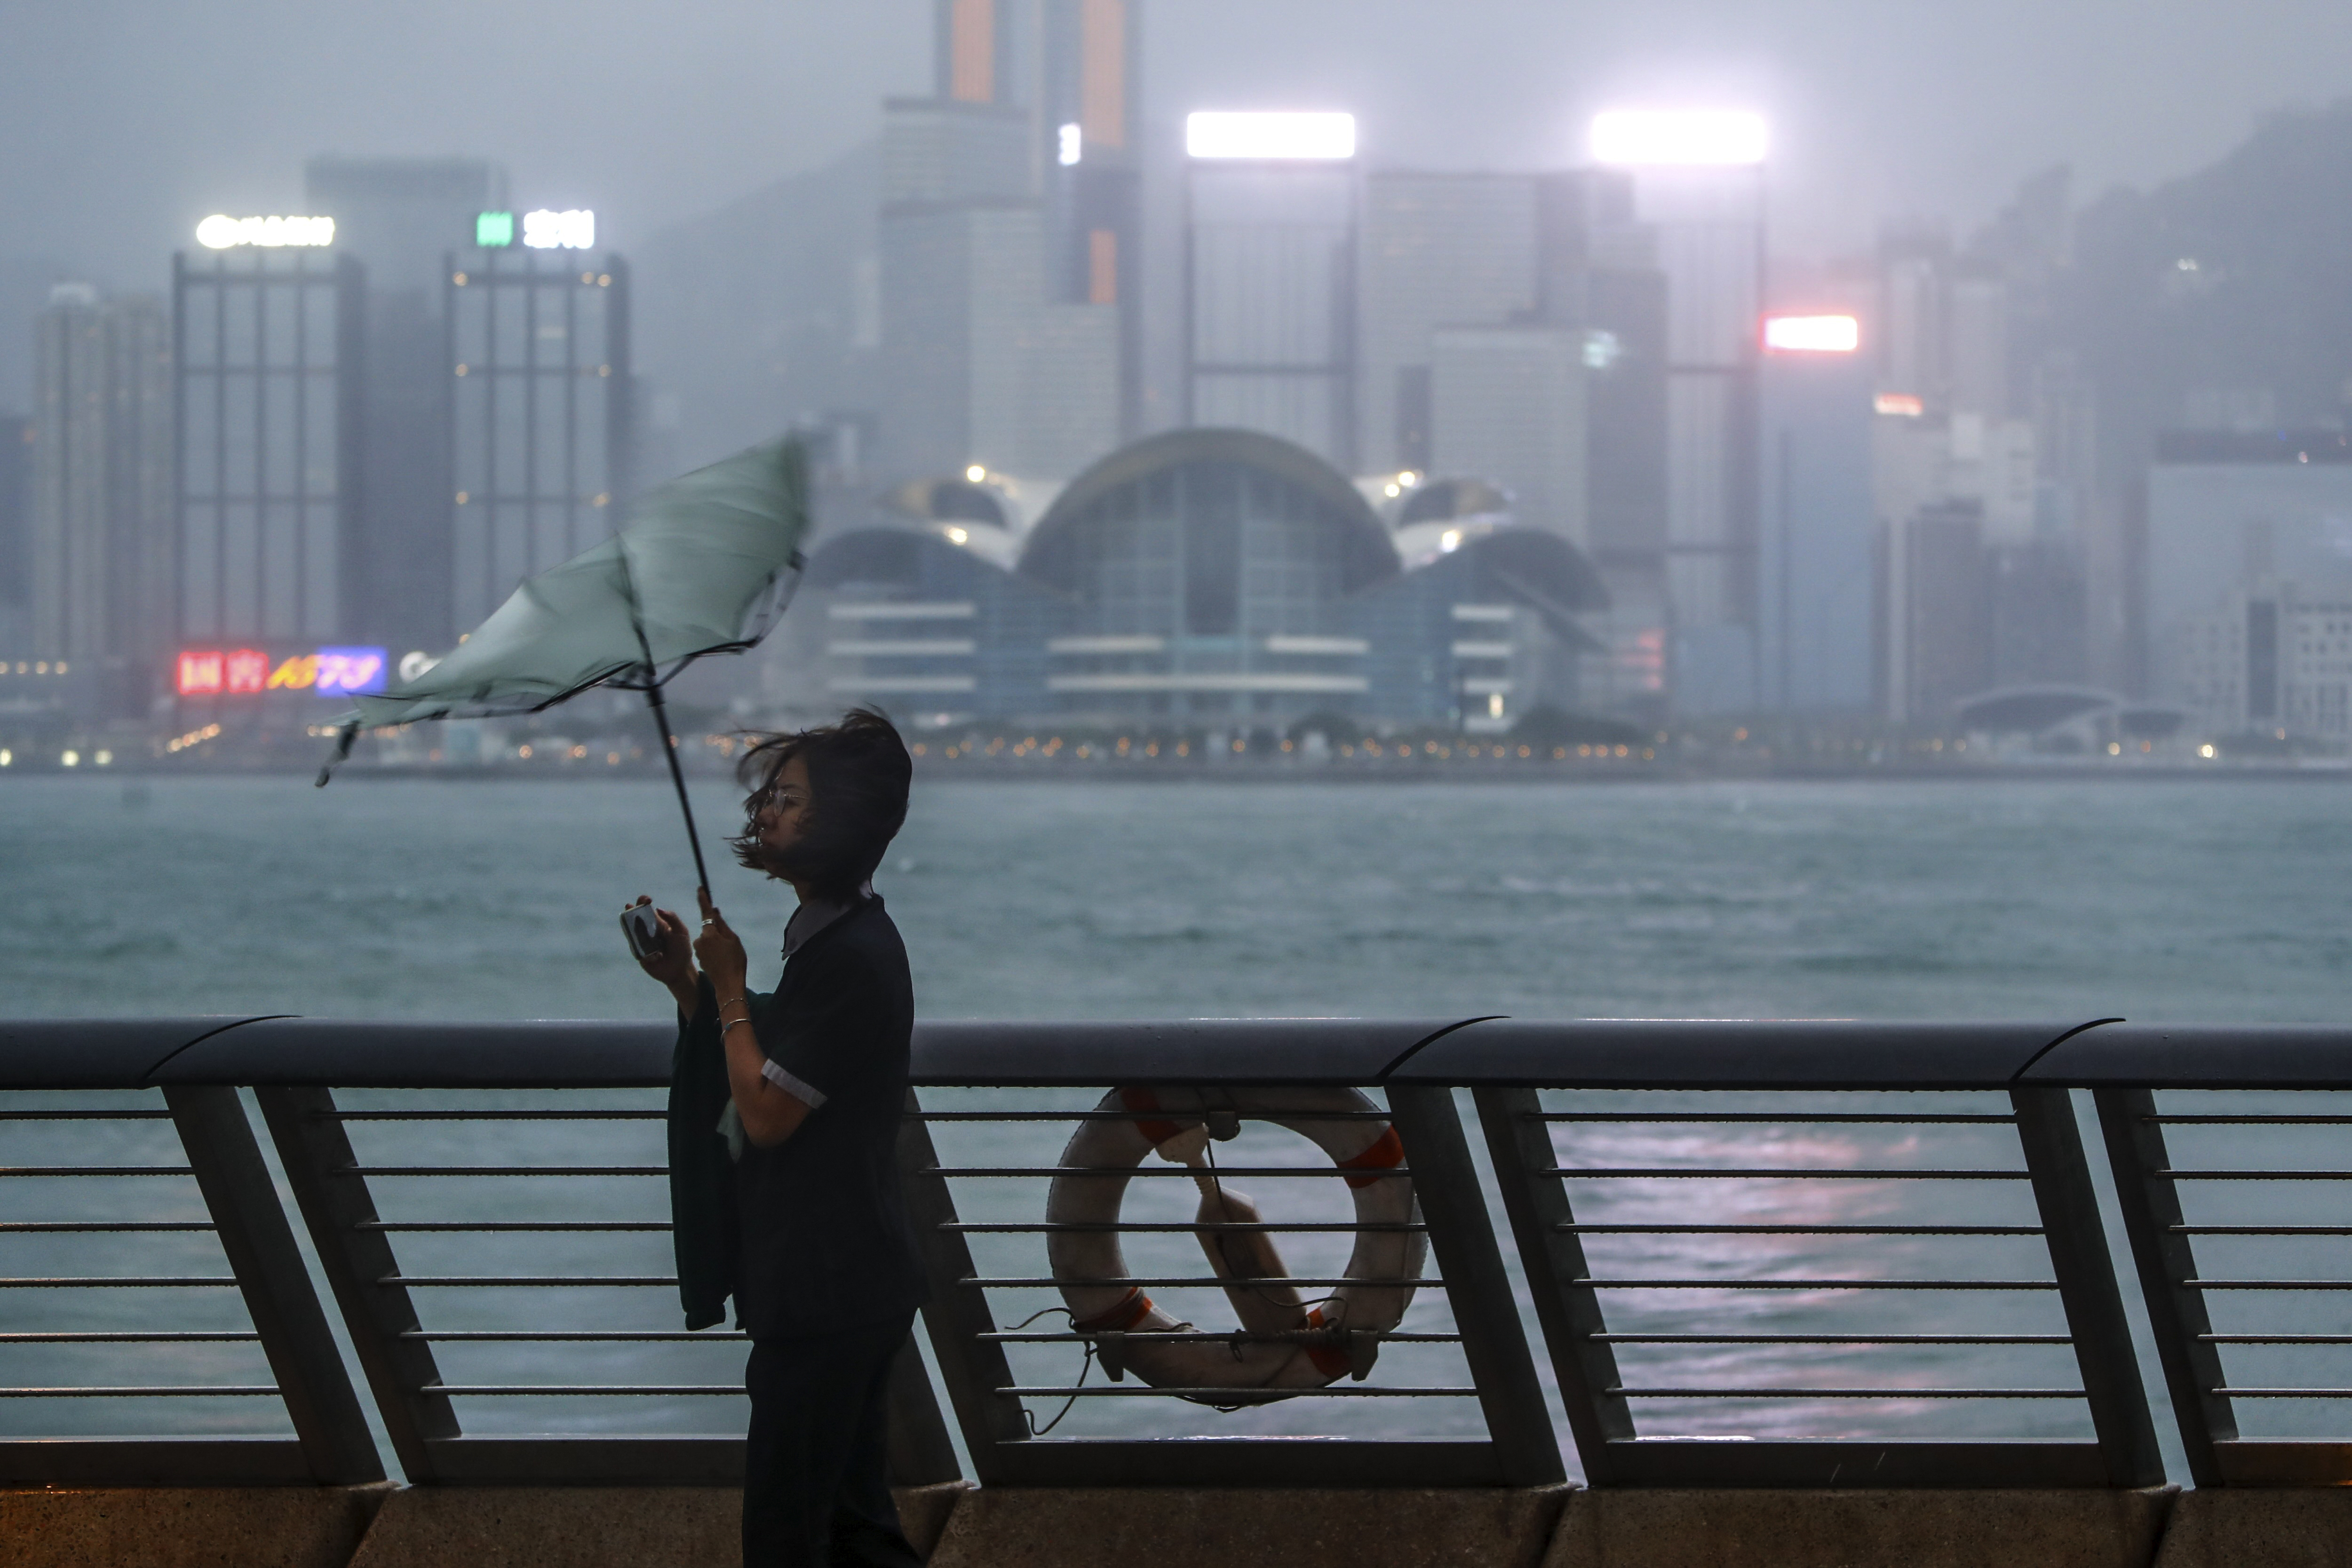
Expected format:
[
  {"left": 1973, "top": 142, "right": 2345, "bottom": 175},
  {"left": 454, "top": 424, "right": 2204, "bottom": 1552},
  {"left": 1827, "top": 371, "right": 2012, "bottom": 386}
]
[
  {"left": 522, "top": 209, "right": 596, "bottom": 249},
  {"left": 476, "top": 211, "right": 516, "bottom": 247},
  {"left": 195, "top": 214, "right": 335, "bottom": 249},
  {"left": 177, "top": 646, "right": 386, "bottom": 697},
  {"left": 1763, "top": 315, "right": 1860, "bottom": 353},
  {"left": 1590, "top": 110, "right": 1768, "bottom": 167},
  {"left": 1058, "top": 123, "right": 1083, "bottom": 166},
  {"left": 1185, "top": 112, "right": 1356, "bottom": 161}
]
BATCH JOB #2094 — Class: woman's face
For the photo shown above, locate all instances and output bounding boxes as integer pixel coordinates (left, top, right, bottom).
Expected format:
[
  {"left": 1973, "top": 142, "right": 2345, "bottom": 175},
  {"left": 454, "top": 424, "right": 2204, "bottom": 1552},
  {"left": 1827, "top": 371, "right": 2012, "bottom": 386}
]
[{"left": 754, "top": 753, "right": 816, "bottom": 863}]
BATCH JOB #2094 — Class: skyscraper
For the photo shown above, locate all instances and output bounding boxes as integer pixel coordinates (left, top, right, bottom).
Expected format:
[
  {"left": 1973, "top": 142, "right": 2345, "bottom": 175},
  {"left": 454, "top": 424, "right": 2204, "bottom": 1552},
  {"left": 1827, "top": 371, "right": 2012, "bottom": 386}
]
[
  {"left": 0, "top": 414, "right": 31, "bottom": 658},
  {"left": 174, "top": 246, "right": 361, "bottom": 654},
  {"left": 1040, "top": 0, "right": 1143, "bottom": 437},
  {"left": 876, "top": 0, "right": 1121, "bottom": 481},
  {"left": 306, "top": 158, "right": 507, "bottom": 650},
  {"left": 33, "top": 285, "right": 174, "bottom": 718},
  {"left": 1590, "top": 111, "right": 1768, "bottom": 712},
  {"left": 446, "top": 246, "right": 634, "bottom": 634},
  {"left": 1184, "top": 111, "right": 1359, "bottom": 469}
]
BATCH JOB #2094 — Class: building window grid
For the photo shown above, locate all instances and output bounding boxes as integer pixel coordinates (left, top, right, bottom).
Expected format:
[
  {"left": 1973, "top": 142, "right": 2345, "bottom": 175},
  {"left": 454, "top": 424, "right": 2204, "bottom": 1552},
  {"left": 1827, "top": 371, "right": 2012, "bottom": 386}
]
[
  {"left": 178, "top": 251, "right": 341, "bottom": 641},
  {"left": 453, "top": 253, "right": 611, "bottom": 626}
]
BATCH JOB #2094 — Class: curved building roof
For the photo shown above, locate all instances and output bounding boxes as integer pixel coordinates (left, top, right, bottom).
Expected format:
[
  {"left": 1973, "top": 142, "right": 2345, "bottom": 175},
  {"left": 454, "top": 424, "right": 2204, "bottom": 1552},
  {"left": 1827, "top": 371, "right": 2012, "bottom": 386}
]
[{"left": 1021, "top": 427, "right": 1399, "bottom": 593}]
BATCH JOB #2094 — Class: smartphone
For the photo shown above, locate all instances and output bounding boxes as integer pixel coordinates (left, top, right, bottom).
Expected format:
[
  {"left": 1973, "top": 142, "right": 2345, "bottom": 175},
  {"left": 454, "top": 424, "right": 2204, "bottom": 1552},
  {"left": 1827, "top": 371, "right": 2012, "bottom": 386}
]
[{"left": 621, "top": 903, "right": 666, "bottom": 961}]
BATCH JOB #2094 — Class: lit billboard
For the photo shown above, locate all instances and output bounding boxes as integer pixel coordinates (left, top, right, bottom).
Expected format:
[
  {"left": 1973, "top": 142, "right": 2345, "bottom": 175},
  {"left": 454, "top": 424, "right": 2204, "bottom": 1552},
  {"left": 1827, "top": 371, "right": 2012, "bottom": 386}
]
[
  {"left": 1762, "top": 315, "right": 1860, "bottom": 353},
  {"left": 195, "top": 215, "right": 335, "bottom": 249},
  {"left": 176, "top": 647, "right": 386, "bottom": 697}
]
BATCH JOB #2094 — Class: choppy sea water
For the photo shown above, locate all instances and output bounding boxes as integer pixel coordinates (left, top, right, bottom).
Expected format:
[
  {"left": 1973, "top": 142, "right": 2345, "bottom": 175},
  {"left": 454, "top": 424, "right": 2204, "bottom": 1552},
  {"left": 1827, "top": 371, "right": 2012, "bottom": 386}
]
[{"left": 4, "top": 775, "right": 2350, "bottom": 1480}]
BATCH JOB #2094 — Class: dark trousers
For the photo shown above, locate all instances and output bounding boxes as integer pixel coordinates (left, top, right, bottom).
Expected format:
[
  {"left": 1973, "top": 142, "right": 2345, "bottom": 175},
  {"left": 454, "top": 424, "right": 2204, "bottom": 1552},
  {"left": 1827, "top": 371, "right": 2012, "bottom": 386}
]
[{"left": 744, "top": 1314, "right": 924, "bottom": 1568}]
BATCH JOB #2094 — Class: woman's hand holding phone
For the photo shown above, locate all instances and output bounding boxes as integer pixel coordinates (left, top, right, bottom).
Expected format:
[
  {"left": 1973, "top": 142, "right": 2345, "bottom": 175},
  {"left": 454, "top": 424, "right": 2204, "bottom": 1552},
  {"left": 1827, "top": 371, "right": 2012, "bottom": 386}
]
[{"left": 624, "top": 895, "right": 701, "bottom": 1017}]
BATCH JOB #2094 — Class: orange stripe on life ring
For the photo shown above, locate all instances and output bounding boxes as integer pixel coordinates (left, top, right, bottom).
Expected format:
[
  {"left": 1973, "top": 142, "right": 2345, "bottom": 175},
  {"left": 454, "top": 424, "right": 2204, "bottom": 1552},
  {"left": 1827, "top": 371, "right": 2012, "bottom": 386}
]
[
  {"left": 1336, "top": 1126, "right": 1404, "bottom": 1188},
  {"left": 1118, "top": 1086, "right": 1183, "bottom": 1148},
  {"left": 1303, "top": 1306, "right": 1351, "bottom": 1378},
  {"left": 1073, "top": 1287, "right": 1155, "bottom": 1335}
]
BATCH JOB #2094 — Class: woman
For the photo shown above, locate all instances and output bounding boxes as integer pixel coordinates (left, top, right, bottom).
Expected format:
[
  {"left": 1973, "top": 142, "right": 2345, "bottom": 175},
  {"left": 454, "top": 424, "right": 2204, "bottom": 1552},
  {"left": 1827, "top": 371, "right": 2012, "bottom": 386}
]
[{"left": 628, "top": 708, "right": 929, "bottom": 1568}]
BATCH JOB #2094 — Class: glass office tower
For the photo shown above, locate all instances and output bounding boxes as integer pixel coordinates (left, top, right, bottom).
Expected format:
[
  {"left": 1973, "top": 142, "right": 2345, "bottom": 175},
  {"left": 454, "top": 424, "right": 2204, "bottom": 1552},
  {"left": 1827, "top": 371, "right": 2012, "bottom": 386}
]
[{"left": 446, "top": 248, "right": 633, "bottom": 632}]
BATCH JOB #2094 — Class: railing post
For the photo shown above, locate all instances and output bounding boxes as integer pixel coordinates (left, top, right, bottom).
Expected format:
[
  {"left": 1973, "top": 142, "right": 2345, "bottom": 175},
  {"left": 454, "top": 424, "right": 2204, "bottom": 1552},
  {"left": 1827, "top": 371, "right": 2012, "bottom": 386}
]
[
  {"left": 163, "top": 1084, "right": 385, "bottom": 1484},
  {"left": 897, "top": 1090, "right": 1031, "bottom": 1480},
  {"left": 2010, "top": 1085, "right": 2165, "bottom": 1487},
  {"left": 2093, "top": 1085, "right": 2233, "bottom": 1487},
  {"left": 1471, "top": 1085, "right": 1634, "bottom": 1484},
  {"left": 256, "top": 1085, "right": 460, "bottom": 1481},
  {"left": 1386, "top": 1084, "right": 1565, "bottom": 1487}
]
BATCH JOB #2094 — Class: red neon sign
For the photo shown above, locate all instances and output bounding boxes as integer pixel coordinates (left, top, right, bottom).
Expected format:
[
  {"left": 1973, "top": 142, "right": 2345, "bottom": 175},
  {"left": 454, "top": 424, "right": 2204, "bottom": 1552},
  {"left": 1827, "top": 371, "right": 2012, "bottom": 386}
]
[
  {"left": 176, "top": 651, "right": 223, "bottom": 695},
  {"left": 177, "top": 649, "right": 270, "bottom": 696}
]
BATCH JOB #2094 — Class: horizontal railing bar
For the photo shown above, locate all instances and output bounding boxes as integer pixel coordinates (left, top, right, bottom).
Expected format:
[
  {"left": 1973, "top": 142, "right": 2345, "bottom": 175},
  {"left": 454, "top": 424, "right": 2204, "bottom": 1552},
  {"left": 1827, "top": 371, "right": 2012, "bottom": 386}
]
[
  {"left": 402, "top": 1330, "right": 749, "bottom": 1342},
  {"left": 0, "top": 1386, "right": 278, "bottom": 1397},
  {"left": 1611, "top": 1386, "right": 2085, "bottom": 1400},
  {"left": 994, "top": 1386, "right": 1476, "bottom": 1398},
  {"left": 2185, "top": 1280, "right": 2352, "bottom": 1290},
  {"left": 961, "top": 1276, "right": 1440, "bottom": 1289},
  {"left": 944, "top": 1222, "right": 1424, "bottom": 1234},
  {"left": 1530, "top": 1113, "right": 2016, "bottom": 1125},
  {"left": 0, "top": 1332, "right": 258, "bottom": 1344},
  {"left": 0, "top": 1112, "right": 173, "bottom": 1121},
  {"left": 331, "top": 1111, "right": 663, "bottom": 1121},
  {"left": 0, "top": 1222, "right": 215, "bottom": 1233},
  {"left": 344, "top": 1166, "right": 667, "bottom": 1177},
  {"left": 430, "top": 1385, "right": 744, "bottom": 1397},
  {"left": 919, "top": 1111, "right": 1397, "bottom": 1122},
  {"left": 1543, "top": 1167, "right": 2029, "bottom": 1180},
  {"left": 0, "top": 1277, "right": 238, "bottom": 1288},
  {"left": 1560, "top": 1224, "right": 2044, "bottom": 1236},
  {"left": 2152, "top": 1117, "right": 2352, "bottom": 1125},
  {"left": 2213, "top": 1388, "right": 2352, "bottom": 1398},
  {"left": 0, "top": 1167, "right": 192, "bottom": 1178},
  {"left": 379, "top": 1275, "right": 677, "bottom": 1288},
  {"left": 977, "top": 1331, "right": 1464, "bottom": 1344},
  {"left": 2203, "top": 1334, "right": 2352, "bottom": 1344},
  {"left": 360, "top": 1222, "right": 672, "bottom": 1233},
  {"left": 1593, "top": 1333, "right": 2073, "bottom": 1345},
  {"left": 1578, "top": 1278, "right": 2058, "bottom": 1291},
  {"left": 2174, "top": 1226, "right": 2352, "bottom": 1235},
  {"left": 926, "top": 1167, "right": 1412, "bottom": 1179},
  {"left": 2159, "top": 1171, "right": 2352, "bottom": 1180}
]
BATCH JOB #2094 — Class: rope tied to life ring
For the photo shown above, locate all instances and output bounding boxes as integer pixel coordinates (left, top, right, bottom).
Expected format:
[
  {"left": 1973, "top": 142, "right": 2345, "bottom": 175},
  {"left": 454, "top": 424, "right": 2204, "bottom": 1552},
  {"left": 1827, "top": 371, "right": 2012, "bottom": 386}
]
[{"left": 1045, "top": 1085, "right": 1424, "bottom": 1403}]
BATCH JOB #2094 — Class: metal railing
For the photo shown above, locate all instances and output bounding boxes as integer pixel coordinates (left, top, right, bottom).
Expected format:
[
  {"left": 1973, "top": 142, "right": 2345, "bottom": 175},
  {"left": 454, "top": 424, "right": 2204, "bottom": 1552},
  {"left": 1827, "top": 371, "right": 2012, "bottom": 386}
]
[{"left": 0, "top": 1014, "right": 2348, "bottom": 1489}]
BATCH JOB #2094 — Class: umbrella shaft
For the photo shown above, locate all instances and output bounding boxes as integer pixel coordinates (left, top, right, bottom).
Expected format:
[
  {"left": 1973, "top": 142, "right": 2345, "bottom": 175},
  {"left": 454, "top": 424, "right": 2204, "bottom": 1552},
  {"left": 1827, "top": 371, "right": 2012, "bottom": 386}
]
[{"left": 645, "top": 682, "right": 713, "bottom": 896}]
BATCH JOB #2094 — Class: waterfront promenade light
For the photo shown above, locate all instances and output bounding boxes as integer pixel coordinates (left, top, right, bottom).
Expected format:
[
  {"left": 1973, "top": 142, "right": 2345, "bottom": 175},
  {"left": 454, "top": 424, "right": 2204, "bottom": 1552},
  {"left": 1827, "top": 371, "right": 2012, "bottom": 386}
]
[
  {"left": 1763, "top": 315, "right": 1860, "bottom": 353},
  {"left": 1185, "top": 111, "right": 1356, "bottom": 161},
  {"left": 1590, "top": 109, "right": 1767, "bottom": 166}
]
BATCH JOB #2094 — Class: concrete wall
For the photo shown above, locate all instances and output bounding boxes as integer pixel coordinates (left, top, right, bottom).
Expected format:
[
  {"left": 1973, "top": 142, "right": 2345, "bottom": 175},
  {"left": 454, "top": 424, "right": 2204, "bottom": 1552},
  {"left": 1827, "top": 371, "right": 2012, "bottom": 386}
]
[{"left": 14, "top": 1483, "right": 2352, "bottom": 1567}]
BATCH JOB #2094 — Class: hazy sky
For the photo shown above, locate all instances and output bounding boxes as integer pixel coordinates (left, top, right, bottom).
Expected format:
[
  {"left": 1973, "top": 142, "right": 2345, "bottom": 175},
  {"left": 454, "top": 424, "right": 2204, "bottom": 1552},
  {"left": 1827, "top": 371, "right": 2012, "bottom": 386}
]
[{"left": 4, "top": 2, "right": 2351, "bottom": 295}]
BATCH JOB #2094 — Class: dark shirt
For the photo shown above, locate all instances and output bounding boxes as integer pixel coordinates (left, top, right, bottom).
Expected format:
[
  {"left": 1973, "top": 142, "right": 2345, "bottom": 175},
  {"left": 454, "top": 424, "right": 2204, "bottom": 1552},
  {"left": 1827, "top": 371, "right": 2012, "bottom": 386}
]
[{"left": 666, "top": 895, "right": 930, "bottom": 1338}]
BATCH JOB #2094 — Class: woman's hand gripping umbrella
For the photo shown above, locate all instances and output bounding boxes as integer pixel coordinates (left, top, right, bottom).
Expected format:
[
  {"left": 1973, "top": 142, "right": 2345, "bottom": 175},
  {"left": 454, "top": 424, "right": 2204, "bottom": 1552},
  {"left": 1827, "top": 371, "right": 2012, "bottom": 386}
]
[{"left": 314, "top": 436, "right": 812, "bottom": 895}]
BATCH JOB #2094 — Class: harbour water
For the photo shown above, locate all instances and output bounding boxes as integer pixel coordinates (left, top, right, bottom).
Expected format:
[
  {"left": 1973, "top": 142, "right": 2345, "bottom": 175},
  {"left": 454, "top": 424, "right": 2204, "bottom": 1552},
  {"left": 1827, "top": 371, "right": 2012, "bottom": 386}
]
[
  {"left": 4, "top": 775, "right": 2349, "bottom": 1477},
  {"left": 7, "top": 773, "right": 2351, "bottom": 1024}
]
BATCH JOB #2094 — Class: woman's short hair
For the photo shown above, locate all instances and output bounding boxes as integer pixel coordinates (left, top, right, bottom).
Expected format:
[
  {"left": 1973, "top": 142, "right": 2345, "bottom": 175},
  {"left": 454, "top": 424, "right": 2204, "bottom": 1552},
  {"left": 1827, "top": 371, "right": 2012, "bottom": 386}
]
[{"left": 729, "top": 708, "right": 912, "bottom": 900}]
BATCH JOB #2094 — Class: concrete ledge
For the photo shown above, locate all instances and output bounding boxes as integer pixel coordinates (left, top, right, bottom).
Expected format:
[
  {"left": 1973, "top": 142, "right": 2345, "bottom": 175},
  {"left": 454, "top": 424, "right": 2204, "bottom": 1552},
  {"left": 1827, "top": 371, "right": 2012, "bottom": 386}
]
[
  {"left": 925, "top": 1486, "right": 1573, "bottom": 1568},
  {"left": 343, "top": 1482, "right": 969, "bottom": 1568},
  {"left": 2152, "top": 1489, "right": 2352, "bottom": 1568},
  {"left": 1544, "top": 1487, "right": 2177, "bottom": 1568},
  {"left": 0, "top": 1483, "right": 393, "bottom": 1568}
]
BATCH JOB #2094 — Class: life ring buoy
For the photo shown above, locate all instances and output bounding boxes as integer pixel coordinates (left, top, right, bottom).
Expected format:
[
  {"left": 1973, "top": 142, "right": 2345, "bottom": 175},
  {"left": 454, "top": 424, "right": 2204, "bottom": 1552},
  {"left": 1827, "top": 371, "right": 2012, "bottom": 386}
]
[{"left": 1046, "top": 1086, "right": 1424, "bottom": 1402}]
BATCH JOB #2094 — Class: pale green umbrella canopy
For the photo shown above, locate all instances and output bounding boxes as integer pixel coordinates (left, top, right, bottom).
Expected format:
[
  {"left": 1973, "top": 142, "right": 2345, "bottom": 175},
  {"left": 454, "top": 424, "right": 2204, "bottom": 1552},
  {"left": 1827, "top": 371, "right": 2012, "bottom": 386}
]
[
  {"left": 338, "top": 436, "right": 810, "bottom": 730},
  {"left": 317, "top": 436, "right": 810, "bottom": 889}
]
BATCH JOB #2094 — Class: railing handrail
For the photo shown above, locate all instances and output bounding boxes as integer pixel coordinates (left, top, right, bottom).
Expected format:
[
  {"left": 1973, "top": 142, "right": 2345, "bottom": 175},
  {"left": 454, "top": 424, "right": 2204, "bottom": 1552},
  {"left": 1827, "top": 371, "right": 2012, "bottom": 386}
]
[{"left": 11, "top": 1014, "right": 2352, "bottom": 1090}]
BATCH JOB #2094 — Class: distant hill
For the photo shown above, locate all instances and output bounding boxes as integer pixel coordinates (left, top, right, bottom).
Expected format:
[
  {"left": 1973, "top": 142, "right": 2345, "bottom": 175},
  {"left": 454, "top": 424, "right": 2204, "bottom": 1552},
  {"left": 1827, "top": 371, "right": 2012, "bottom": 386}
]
[
  {"left": 2054, "top": 101, "right": 2352, "bottom": 486},
  {"left": 631, "top": 142, "right": 881, "bottom": 476}
]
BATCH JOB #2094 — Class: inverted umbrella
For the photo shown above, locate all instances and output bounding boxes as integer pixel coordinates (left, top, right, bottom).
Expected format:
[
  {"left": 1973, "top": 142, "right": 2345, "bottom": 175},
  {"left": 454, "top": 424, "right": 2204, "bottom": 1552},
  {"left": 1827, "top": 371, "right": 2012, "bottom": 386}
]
[{"left": 317, "top": 436, "right": 810, "bottom": 894}]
